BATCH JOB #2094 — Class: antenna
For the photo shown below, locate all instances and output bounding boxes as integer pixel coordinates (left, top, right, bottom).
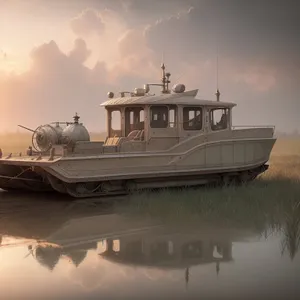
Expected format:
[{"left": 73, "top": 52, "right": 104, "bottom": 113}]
[
  {"left": 161, "top": 62, "right": 166, "bottom": 93},
  {"left": 216, "top": 48, "right": 219, "bottom": 90},
  {"left": 215, "top": 37, "right": 221, "bottom": 102}
]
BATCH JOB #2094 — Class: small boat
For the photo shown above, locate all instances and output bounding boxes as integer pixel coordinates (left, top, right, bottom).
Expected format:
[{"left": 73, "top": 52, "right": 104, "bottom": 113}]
[{"left": 0, "top": 63, "right": 276, "bottom": 198}]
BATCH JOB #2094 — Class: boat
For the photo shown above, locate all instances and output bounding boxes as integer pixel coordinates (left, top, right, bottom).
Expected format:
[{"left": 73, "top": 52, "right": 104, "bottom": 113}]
[{"left": 0, "top": 63, "right": 276, "bottom": 198}]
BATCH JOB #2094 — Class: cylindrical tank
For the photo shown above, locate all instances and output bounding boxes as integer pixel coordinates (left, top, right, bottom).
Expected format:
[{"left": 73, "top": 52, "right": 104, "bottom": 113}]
[{"left": 33, "top": 123, "right": 63, "bottom": 152}]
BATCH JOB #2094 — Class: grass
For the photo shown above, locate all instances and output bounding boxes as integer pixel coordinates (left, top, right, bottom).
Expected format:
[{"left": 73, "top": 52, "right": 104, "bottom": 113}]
[
  {"left": 117, "top": 175, "right": 300, "bottom": 227},
  {"left": 272, "top": 137, "right": 300, "bottom": 156}
]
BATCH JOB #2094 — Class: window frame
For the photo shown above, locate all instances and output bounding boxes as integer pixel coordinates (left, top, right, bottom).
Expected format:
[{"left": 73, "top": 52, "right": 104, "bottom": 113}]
[
  {"left": 182, "top": 106, "right": 203, "bottom": 131},
  {"left": 107, "top": 108, "right": 122, "bottom": 137},
  {"left": 124, "top": 106, "right": 145, "bottom": 136},
  {"left": 209, "top": 107, "right": 229, "bottom": 131},
  {"left": 110, "top": 109, "right": 122, "bottom": 131},
  {"left": 150, "top": 105, "right": 177, "bottom": 129}
]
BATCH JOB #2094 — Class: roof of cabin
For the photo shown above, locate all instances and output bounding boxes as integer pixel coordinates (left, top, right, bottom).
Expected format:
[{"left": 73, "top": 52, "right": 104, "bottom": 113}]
[{"left": 100, "top": 89, "right": 237, "bottom": 108}]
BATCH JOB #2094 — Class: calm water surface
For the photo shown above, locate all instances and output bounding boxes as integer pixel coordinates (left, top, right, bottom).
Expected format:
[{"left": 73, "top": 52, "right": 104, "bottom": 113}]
[{"left": 0, "top": 191, "right": 299, "bottom": 299}]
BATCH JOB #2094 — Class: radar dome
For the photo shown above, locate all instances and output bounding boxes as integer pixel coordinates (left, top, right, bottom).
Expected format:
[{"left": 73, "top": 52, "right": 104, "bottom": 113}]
[
  {"left": 172, "top": 83, "right": 186, "bottom": 93},
  {"left": 107, "top": 92, "right": 114, "bottom": 98}
]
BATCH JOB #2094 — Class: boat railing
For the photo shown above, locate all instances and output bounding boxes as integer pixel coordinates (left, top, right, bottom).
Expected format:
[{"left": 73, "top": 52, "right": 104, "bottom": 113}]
[
  {"left": 231, "top": 125, "right": 275, "bottom": 130},
  {"left": 0, "top": 150, "right": 51, "bottom": 159}
]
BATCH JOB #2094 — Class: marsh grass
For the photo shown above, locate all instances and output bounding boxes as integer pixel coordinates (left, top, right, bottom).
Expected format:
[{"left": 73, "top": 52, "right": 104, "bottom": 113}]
[
  {"left": 272, "top": 138, "right": 300, "bottom": 156},
  {"left": 116, "top": 151, "right": 300, "bottom": 235},
  {"left": 118, "top": 179, "right": 299, "bottom": 226}
]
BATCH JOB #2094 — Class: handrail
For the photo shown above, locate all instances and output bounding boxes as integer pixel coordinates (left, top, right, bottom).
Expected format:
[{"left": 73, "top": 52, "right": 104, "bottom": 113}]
[{"left": 232, "top": 125, "right": 275, "bottom": 130}]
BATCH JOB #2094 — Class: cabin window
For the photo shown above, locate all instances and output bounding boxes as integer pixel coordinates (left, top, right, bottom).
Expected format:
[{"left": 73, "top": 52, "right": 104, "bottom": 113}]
[
  {"left": 210, "top": 108, "right": 229, "bottom": 131},
  {"left": 182, "top": 241, "right": 203, "bottom": 258},
  {"left": 113, "top": 240, "right": 120, "bottom": 252},
  {"left": 125, "top": 107, "right": 144, "bottom": 136},
  {"left": 169, "top": 106, "right": 177, "bottom": 128},
  {"left": 111, "top": 110, "right": 121, "bottom": 136},
  {"left": 150, "top": 106, "right": 169, "bottom": 128},
  {"left": 183, "top": 107, "right": 203, "bottom": 130},
  {"left": 150, "top": 105, "right": 177, "bottom": 128},
  {"left": 130, "top": 111, "right": 134, "bottom": 124},
  {"left": 140, "top": 110, "right": 144, "bottom": 122}
]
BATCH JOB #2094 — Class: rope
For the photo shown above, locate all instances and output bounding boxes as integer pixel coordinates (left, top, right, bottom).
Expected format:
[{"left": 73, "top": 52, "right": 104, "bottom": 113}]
[
  {"left": 0, "top": 175, "right": 41, "bottom": 182},
  {"left": 7, "top": 167, "right": 32, "bottom": 181},
  {"left": 0, "top": 167, "right": 42, "bottom": 183}
]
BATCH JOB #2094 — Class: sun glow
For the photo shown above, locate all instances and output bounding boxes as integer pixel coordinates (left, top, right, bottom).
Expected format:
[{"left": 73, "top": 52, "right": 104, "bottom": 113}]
[{"left": 0, "top": 49, "right": 29, "bottom": 75}]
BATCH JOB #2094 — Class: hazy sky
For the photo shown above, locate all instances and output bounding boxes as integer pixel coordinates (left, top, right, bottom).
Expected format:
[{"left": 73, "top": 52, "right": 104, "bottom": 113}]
[{"left": 0, "top": 0, "right": 299, "bottom": 132}]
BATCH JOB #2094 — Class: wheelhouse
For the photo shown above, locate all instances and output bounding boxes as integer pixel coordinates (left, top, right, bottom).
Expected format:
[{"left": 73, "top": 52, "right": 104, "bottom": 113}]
[
  {"left": 101, "top": 94, "right": 235, "bottom": 149},
  {"left": 100, "top": 63, "right": 236, "bottom": 151}
]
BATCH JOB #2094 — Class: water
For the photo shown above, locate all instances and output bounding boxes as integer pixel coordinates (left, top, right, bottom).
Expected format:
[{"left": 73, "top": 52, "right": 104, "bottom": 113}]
[{"left": 0, "top": 191, "right": 299, "bottom": 299}]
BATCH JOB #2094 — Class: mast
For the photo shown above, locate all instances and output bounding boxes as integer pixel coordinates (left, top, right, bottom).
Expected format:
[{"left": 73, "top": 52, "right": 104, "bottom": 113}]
[
  {"left": 161, "top": 63, "right": 171, "bottom": 94},
  {"left": 144, "top": 61, "right": 171, "bottom": 94}
]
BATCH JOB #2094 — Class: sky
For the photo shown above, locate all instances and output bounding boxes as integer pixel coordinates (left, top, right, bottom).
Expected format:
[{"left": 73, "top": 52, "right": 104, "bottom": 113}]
[{"left": 0, "top": 0, "right": 299, "bottom": 133}]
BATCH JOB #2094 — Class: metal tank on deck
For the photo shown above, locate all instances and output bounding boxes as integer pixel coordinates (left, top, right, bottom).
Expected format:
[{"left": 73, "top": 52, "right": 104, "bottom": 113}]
[{"left": 61, "top": 113, "right": 90, "bottom": 145}]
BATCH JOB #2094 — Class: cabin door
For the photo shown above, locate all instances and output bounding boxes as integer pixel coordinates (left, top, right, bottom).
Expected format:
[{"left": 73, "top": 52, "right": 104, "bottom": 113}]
[{"left": 125, "top": 107, "right": 145, "bottom": 137}]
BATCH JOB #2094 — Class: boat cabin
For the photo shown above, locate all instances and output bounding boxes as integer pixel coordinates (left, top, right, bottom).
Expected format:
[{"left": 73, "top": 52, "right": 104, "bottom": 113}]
[{"left": 100, "top": 64, "right": 236, "bottom": 153}]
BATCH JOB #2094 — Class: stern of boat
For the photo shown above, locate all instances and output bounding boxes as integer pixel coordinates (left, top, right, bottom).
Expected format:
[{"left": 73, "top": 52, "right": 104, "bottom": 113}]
[{"left": 0, "top": 154, "right": 62, "bottom": 193}]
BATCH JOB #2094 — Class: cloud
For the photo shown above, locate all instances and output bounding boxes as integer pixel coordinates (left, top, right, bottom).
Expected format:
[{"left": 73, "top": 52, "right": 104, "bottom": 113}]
[
  {"left": 119, "top": 0, "right": 197, "bottom": 26},
  {"left": 0, "top": 39, "right": 113, "bottom": 132},
  {"left": 233, "top": 66, "right": 277, "bottom": 92},
  {"left": 69, "top": 38, "right": 91, "bottom": 64},
  {"left": 142, "top": 3, "right": 300, "bottom": 94},
  {"left": 144, "top": 7, "right": 201, "bottom": 63},
  {"left": 109, "top": 28, "right": 158, "bottom": 84},
  {"left": 70, "top": 8, "right": 106, "bottom": 37},
  {"left": 144, "top": 0, "right": 300, "bottom": 69}
]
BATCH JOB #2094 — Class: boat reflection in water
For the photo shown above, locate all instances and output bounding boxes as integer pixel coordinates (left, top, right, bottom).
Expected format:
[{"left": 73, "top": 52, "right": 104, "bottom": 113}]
[
  {"left": 1, "top": 192, "right": 300, "bottom": 299},
  {"left": 0, "top": 193, "right": 253, "bottom": 275},
  {"left": 22, "top": 214, "right": 239, "bottom": 276},
  {"left": 99, "top": 232, "right": 233, "bottom": 275}
]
